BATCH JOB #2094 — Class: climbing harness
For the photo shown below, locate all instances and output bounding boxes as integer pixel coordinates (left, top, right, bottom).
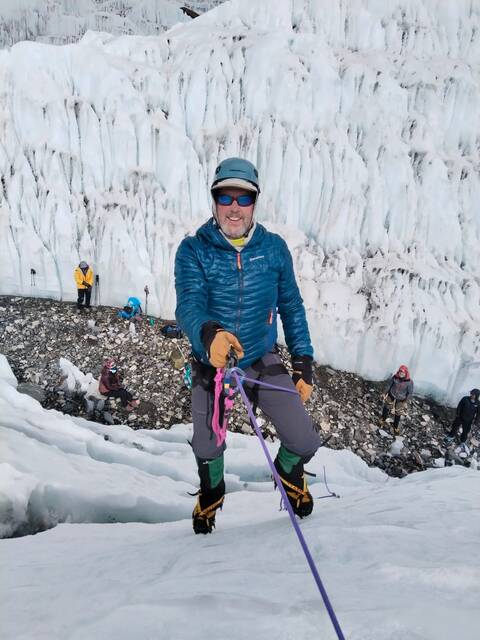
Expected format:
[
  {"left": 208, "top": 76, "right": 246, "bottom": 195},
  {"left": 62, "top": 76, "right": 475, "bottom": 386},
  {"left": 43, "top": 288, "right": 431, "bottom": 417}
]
[{"left": 211, "top": 352, "right": 241, "bottom": 446}]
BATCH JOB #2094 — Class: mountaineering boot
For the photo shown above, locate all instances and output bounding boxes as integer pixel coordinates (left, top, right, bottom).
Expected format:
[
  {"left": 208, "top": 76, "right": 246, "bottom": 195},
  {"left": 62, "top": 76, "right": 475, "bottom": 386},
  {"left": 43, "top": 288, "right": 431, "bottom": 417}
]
[
  {"left": 192, "top": 479, "right": 225, "bottom": 534},
  {"left": 274, "top": 445, "right": 313, "bottom": 518}
]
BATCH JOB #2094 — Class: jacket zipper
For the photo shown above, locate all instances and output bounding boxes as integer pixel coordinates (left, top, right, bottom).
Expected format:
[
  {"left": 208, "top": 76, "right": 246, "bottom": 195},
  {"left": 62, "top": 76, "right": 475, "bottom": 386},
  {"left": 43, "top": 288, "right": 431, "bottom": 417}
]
[{"left": 236, "top": 252, "right": 243, "bottom": 335}]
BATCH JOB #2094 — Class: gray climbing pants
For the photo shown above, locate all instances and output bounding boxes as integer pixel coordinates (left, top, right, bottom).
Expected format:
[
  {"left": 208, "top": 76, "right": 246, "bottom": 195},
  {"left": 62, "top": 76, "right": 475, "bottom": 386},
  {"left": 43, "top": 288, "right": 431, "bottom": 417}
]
[{"left": 191, "top": 351, "right": 321, "bottom": 460}]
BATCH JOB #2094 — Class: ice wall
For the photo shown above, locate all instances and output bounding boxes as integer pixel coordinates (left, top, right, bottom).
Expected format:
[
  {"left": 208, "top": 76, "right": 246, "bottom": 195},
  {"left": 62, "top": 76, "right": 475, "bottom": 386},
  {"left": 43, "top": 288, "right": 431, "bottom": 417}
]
[
  {"left": 0, "top": 0, "right": 479, "bottom": 403},
  {"left": 0, "top": 1, "right": 227, "bottom": 49},
  {"left": 0, "top": 0, "right": 194, "bottom": 48}
]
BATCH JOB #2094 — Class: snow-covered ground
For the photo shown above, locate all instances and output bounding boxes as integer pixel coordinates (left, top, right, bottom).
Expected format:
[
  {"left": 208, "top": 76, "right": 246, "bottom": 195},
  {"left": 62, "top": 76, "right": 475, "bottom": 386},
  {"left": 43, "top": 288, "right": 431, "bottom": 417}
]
[
  {"left": 2, "top": 354, "right": 480, "bottom": 639},
  {"left": 1, "top": 0, "right": 479, "bottom": 403}
]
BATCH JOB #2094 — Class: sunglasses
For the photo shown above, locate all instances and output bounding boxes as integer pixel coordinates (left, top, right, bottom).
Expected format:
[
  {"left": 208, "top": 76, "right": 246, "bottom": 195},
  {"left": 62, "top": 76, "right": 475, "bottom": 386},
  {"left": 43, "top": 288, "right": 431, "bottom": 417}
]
[{"left": 214, "top": 193, "right": 256, "bottom": 207}]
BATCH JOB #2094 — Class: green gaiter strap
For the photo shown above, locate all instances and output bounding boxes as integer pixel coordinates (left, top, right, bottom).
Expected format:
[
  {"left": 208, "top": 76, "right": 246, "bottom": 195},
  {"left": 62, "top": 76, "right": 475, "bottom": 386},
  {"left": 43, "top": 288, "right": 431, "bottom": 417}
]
[
  {"left": 196, "top": 454, "right": 224, "bottom": 489},
  {"left": 277, "top": 444, "right": 302, "bottom": 475},
  {"left": 208, "top": 455, "right": 224, "bottom": 488}
]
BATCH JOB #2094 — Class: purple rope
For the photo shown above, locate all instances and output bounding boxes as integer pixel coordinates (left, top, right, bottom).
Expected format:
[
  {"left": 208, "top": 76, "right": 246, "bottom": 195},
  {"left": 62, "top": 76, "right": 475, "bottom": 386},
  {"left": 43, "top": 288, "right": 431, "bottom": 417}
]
[
  {"left": 240, "top": 375, "right": 299, "bottom": 394},
  {"left": 232, "top": 371, "right": 346, "bottom": 640}
]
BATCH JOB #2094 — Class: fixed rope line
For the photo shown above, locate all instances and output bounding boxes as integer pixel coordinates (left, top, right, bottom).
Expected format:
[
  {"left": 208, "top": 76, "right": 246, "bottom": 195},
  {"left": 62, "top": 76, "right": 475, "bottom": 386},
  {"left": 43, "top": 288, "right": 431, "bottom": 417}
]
[{"left": 231, "top": 369, "right": 346, "bottom": 640}]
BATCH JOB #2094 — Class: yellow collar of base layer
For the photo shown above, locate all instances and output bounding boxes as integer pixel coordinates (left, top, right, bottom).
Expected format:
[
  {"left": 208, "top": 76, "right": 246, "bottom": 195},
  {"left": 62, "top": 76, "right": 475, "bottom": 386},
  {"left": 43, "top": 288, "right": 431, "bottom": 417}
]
[
  {"left": 230, "top": 237, "right": 245, "bottom": 247},
  {"left": 220, "top": 222, "right": 257, "bottom": 252}
]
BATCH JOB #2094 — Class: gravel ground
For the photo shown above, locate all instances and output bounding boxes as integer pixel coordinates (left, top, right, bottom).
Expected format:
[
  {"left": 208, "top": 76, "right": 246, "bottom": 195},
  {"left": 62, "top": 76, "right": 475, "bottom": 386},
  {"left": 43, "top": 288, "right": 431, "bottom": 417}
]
[{"left": 1, "top": 295, "right": 475, "bottom": 477}]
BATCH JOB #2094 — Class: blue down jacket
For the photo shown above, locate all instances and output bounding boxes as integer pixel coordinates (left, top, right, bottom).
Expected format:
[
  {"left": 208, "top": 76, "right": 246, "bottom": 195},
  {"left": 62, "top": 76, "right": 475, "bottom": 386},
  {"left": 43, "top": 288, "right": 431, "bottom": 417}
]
[{"left": 174, "top": 218, "right": 313, "bottom": 367}]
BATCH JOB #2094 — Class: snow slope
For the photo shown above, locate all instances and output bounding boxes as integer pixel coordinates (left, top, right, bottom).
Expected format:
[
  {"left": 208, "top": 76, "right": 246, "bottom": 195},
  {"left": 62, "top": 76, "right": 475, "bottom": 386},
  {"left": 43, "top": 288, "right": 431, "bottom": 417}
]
[
  {"left": 0, "top": 0, "right": 198, "bottom": 48},
  {"left": 0, "top": 1, "right": 227, "bottom": 49},
  {"left": 1, "top": 355, "right": 480, "bottom": 639},
  {"left": 0, "top": 0, "right": 479, "bottom": 403}
]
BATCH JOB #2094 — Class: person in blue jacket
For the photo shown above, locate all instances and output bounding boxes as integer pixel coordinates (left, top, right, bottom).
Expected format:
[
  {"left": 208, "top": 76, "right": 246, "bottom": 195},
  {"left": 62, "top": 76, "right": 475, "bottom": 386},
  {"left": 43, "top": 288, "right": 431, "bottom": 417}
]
[
  {"left": 175, "top": 157, "right": 321, "bottom": 534},
  {"left": 118, "top": 296, "right": 142, "bottom": 320}
]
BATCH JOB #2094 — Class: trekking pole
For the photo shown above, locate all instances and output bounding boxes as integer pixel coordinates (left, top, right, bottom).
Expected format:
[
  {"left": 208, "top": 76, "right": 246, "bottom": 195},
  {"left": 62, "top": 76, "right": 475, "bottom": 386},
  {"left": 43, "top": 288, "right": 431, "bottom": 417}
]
[
  {"left": 95, "top": 274, "right": 100, "bottom": 306},
  {"left": 30, "top": 268, "right": 36, "bottom": 287},
  {"left": 144, "top": 285, "right": 149, "bottom": 317},
  {"left": 176, "top": 344, "right": 188, "bottom": 361},
  {"left": 231, "top": 368, "right": 346, "bottom": 640}
]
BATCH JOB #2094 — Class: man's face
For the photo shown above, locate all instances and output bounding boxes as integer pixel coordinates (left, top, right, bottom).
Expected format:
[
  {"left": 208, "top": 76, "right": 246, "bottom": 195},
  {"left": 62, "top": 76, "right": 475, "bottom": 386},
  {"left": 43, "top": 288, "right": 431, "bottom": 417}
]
[{"left": 213, "top": 187, "right": 256, "bottom": 239}]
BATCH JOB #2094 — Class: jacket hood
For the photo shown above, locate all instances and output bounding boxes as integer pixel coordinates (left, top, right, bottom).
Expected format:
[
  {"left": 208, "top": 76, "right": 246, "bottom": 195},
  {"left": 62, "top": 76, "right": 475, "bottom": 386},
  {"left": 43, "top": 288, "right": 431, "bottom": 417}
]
[{"left": 395, "top": 365, "right": 410, "bottom": 380}]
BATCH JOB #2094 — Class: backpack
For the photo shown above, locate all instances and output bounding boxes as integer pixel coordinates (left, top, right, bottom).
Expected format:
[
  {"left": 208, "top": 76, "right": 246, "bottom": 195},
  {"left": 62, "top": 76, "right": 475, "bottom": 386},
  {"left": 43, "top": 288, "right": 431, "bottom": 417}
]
[{"left": 160, "top": 323, "right": 184, "bottom": 339}]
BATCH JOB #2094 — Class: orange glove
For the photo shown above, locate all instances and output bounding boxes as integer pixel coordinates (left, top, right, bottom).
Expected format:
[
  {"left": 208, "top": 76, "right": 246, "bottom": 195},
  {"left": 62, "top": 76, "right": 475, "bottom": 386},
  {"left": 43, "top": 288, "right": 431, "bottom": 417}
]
[
  {"left": 209, "top": 331, "right": 244, "bottom": 368},
  {"left": 292, "top": 355, "right": 313, "bottom": 403},
  {"left": 295, "top": 378, "right": 313, "bottom": 403}
]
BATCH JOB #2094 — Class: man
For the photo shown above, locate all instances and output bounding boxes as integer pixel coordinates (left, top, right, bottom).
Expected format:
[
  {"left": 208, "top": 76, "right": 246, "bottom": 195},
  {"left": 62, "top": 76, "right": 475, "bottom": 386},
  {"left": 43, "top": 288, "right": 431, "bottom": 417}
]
[
  {"left": 380, "top": 365, "right": 414, "bottom": 434},
  {"left": 74, "top": 260, "right": 94, "bottom": 309},
  {"left": 445, "top": 389, "right": 480, "bottom": 445},
  {"left": 175, "top": 157, "right": 321, "bottom": 534}
]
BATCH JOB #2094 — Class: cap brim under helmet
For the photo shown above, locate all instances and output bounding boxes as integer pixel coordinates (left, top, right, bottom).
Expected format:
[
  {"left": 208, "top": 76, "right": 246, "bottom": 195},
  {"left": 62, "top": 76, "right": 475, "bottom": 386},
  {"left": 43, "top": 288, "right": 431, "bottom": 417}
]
[{"left": 211, "top": 178, "right": 258, "bottom": 193}]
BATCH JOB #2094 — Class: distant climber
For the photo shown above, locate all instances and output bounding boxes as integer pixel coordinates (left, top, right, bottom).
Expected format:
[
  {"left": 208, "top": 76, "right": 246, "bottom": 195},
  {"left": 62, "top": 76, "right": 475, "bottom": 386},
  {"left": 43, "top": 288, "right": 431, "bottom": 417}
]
[
  {"left": 74, "top": 261, "right": 94, "bottom": 310},
  {"left": 380, "top": 365, "right": 414, "bottom": 434},
  {"left": 445, "top": 389, "right": 480, "bottom": 445},
  {"left": 181, "top": 6, "right": 200, "bottom": 19},
  {"left": 98, "top": 359, "right": 140, "bottom": 412},
  {"left": 118, "top": 296, "right": 142, "bottom": 320}
]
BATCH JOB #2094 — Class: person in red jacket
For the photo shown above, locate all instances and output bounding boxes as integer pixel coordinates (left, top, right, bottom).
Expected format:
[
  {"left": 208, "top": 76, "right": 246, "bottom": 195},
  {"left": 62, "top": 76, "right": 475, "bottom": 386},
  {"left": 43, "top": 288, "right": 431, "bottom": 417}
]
[
  {"left": 98, "top": 359, "right": 140, "bottom": 411},
  {"left": 380, "top": 365, "right": 414, "bottom": 434}
]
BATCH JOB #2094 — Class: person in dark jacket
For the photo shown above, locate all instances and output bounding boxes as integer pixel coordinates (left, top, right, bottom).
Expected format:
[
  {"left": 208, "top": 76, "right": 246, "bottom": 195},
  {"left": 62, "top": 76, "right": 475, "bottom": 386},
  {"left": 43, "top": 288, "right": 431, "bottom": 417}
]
[
  {"left": 446, "top": 389, "right": 480, "bottom": 444},
  {"left": 175, "top": 157, "right": 321, "bottom": 534},
  {"left": 74, "top": 261, "right": 94, "bottom": 309},
  {"left": 380, "top": 365, "right": 414, "bottom": 434},
  {"left": 98, "top": 359, "right": 140, "bottom": 411}
]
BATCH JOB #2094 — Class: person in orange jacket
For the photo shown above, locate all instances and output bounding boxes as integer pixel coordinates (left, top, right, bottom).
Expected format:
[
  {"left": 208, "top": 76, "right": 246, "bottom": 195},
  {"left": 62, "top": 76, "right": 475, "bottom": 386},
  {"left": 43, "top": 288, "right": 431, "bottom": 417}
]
[{"left": 74, "top": 261, "right": 94, "bottom": 309}]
